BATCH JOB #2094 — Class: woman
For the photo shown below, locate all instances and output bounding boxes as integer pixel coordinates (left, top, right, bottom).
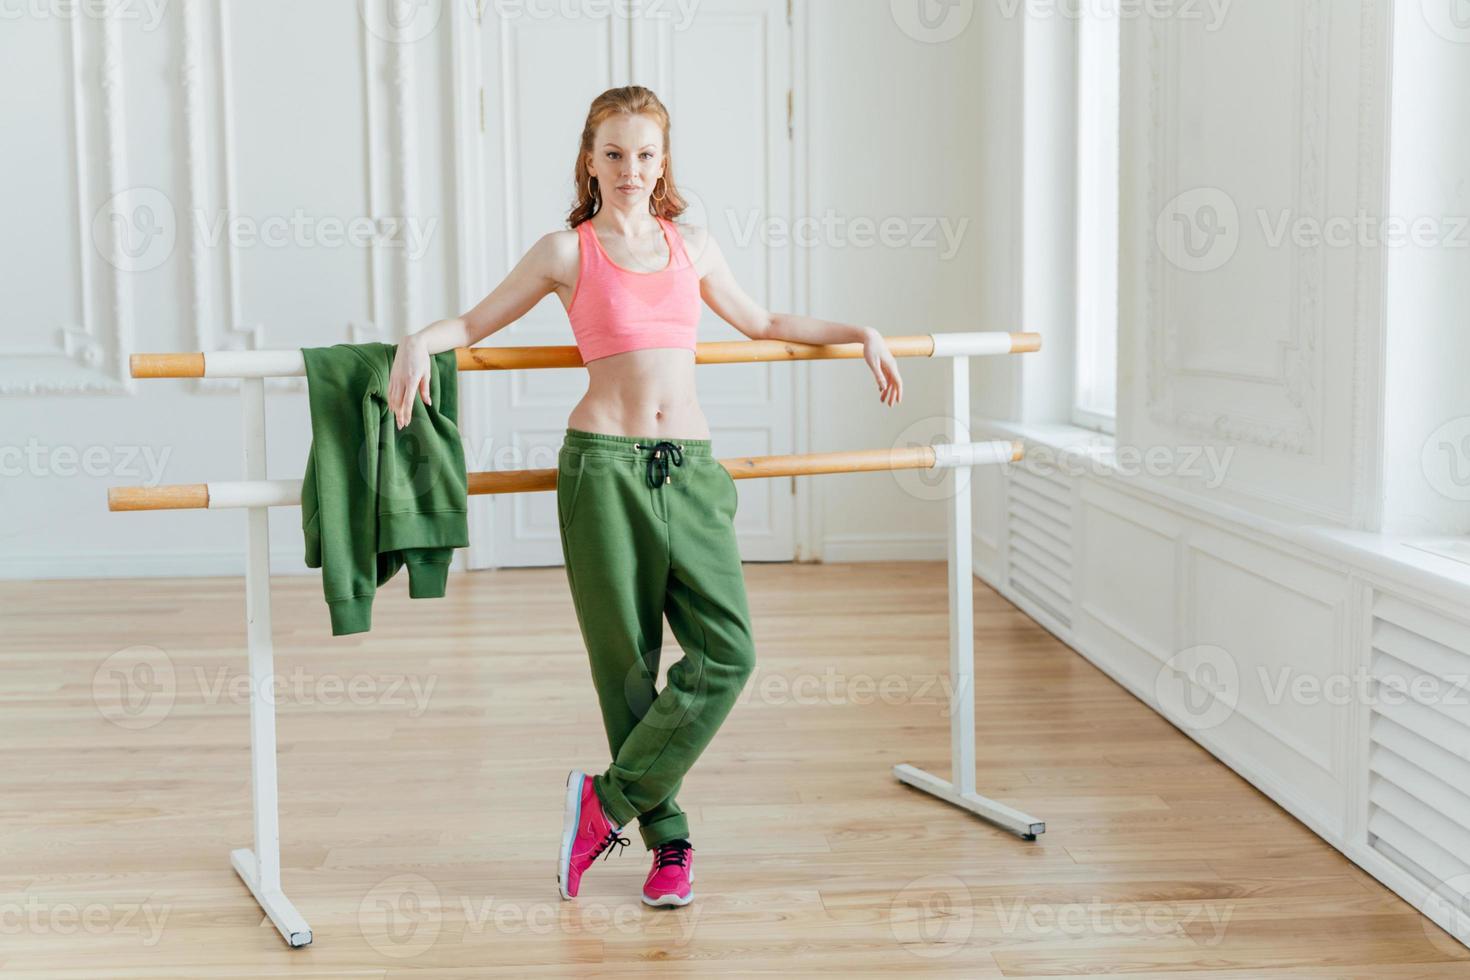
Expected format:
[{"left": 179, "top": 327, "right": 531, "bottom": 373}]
[{"left": 388, "top": 86, "right": 903, "bottom": 909}]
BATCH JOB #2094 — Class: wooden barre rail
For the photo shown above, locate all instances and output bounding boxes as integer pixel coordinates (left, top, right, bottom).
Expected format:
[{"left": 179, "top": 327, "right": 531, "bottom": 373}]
[
  {"left": 108, "top": 441, "right": 1024, "bottom": 512},
  {"left": 128, "top": 332, "right": 1042, "bottom": 379}
]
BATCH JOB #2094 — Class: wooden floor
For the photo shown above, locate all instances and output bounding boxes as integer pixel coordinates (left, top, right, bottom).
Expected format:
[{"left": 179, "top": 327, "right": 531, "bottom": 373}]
[{"left": 2, "top": 561, "right": 1467, "bottom": 978}]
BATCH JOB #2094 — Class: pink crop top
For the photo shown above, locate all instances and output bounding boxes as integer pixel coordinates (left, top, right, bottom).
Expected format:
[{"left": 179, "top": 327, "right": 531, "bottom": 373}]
[{"left": 566, "top": 216, "right": 702, "bottom": 363}]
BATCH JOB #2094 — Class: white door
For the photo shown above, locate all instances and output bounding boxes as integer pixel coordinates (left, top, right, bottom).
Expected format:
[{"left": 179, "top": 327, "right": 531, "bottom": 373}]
[{"left": 459, "top": 0, "right": 795, "bottom": 568}]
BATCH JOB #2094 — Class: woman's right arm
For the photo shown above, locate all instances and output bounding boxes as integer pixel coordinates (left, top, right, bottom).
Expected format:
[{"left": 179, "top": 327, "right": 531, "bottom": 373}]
[{"left": 389, "top": 232, "right": 565, "bottom": 429}]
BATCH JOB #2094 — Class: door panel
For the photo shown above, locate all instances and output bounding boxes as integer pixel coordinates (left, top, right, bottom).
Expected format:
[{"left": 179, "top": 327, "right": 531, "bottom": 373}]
[
  {"left": 632, "top": 0, "right": 795, "bottom": 560},
  {"left": 467, "top": 0, "right": 793, "bottom": 567}
]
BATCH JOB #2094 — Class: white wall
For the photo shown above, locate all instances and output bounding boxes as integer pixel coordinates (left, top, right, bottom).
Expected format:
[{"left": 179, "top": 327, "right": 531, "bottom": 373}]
[
  {"left": 968, "top": 0, "right": 1470, "bottom": 951},
  {"left": 803, "top": 1, "right": 1000, "bottom": 561},
  {"left": 4, "top": 1, "right": 461, "bottom": 578},
  {"left": 1382, "top": 0, "right": 1470, "bottom": 537},
  {"left": 3, "top": 0, "right": 1000, "bottom": 578}
]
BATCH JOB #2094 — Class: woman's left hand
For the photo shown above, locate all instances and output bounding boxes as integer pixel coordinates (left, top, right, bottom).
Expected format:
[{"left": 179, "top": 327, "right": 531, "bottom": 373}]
[{"left": 863, "top": 328, "right": 903, "bottom": 406}]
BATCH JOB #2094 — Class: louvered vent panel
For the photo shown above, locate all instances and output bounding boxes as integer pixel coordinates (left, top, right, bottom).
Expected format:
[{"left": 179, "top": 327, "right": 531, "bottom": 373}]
[
  {"left": 1366, "top": 594, "right": 1470, "bottom": 915},
  {"left": 1005, "top": 463, "right": 1073, "bottom": 627}
]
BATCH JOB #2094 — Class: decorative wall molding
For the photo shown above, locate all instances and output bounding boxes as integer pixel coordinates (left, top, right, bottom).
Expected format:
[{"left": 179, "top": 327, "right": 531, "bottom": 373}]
[
  {"left": 974, "top": 420, "right": 1470, "bottom": 952},
  {"left": 2, "top": 10, "right": 131, "bottom": 395},
  {"left": 181, "top": 0, "right": 414, "bottom": 395},
  {"left": 393, "top": 16, "right": 419, "bottom": 341},
  {"left": 1349, "top": 0, "right": 1388, "bottom": 530},
  {"left": 1145, "top": 0, "right": 1329, "bottom": 456}
]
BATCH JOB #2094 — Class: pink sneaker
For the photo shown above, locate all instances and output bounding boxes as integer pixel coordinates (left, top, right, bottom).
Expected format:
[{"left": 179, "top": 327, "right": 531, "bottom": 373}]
[
  {"left": 557, "top": 770, "right": 629, "bottom": 900},
  {"left": 641, "top": 839, "right": 695, "bottom": 907}
]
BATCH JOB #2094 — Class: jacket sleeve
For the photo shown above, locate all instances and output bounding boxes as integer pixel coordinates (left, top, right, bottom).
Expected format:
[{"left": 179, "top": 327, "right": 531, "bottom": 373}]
[
  {"left": 373, "top": 346, "right": 467, "bottom": 600},
  {"left": 301, "top": 346, "right": 383, "bottom": 635}
]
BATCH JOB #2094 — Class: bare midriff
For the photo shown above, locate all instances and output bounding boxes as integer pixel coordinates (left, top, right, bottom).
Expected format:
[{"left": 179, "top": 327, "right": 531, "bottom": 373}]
[{"left": 566, "top": 346, "right": 710, "bottom": 440}]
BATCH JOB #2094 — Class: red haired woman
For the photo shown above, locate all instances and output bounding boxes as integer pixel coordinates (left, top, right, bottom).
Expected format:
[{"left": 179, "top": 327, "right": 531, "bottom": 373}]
[{"left": 391, "top": 85, "right": 902, "bottom": 909}]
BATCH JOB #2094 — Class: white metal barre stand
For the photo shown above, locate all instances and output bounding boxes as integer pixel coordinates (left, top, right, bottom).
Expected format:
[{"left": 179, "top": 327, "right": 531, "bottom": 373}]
[
  {"left": 228, "top": 376, "right": 313, "bottom": 947},
  {"left": 891, "top": 351, "right": 1047, "bottom": 841}
]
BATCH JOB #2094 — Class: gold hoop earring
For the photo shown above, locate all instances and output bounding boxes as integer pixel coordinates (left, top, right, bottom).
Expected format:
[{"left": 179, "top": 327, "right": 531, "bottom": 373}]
[{"left": 651, "top": 177, "right": 667, "bottom": 202}]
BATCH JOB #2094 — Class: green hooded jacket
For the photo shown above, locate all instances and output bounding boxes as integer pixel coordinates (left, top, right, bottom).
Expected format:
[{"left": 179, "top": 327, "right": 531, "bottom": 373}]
[{"left": 301, "top": 342, "right": 468, "bottom": 635}]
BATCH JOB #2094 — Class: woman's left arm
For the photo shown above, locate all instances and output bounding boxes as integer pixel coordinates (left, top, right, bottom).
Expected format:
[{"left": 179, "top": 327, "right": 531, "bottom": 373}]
[{"left": 695, "top": 229, "right": 903, "bottom": 407}]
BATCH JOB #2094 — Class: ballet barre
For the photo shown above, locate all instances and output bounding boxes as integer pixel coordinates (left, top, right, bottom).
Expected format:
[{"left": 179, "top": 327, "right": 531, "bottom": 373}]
[
  {"left": 127, "top": 331, "right": 1041, "bottom": 378},
  {"left": 107, "top": 330, "right": 1045, "bottom": 948}
]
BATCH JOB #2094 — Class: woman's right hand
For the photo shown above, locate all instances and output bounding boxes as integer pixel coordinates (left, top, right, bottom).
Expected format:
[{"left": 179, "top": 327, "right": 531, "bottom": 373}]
[{"left": 388, "top": 336, "right": 432, "bottom": 430}]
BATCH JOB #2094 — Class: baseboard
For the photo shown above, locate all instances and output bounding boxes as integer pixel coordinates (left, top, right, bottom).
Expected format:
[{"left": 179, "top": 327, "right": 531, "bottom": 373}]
[{"left": 820, "top": 533, "right": 947, "bottom": 562}]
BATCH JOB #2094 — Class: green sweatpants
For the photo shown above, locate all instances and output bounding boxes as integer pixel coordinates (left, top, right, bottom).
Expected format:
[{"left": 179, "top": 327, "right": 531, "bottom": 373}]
[{"left": 556, "top": 427, "right": 756, "bottom": 849}]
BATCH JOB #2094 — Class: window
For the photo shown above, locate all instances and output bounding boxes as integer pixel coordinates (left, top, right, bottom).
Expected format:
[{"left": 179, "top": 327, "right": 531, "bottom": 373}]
[{"left": 1073, "top": 5, "right": 1120, "bottom": 433}]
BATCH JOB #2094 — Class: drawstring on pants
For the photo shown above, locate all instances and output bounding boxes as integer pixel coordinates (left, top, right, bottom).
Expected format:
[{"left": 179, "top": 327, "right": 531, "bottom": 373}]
[{"left": 633, "top": 440, "right": 683, "bottom": 488}]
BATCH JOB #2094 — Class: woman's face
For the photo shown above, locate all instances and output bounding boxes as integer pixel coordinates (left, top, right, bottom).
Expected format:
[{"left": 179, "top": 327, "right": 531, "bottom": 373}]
[{"left": 587, "top": 114, "right": 665, "bottom": 210}]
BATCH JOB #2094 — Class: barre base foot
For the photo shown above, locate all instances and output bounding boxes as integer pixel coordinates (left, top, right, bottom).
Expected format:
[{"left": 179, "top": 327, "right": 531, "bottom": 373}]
[
  {"left": 230, "top": 848, "right": 313, "bottom": 947},
  {"left": 892, "top": 763, "right": 1046, "bottom": 840}
]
